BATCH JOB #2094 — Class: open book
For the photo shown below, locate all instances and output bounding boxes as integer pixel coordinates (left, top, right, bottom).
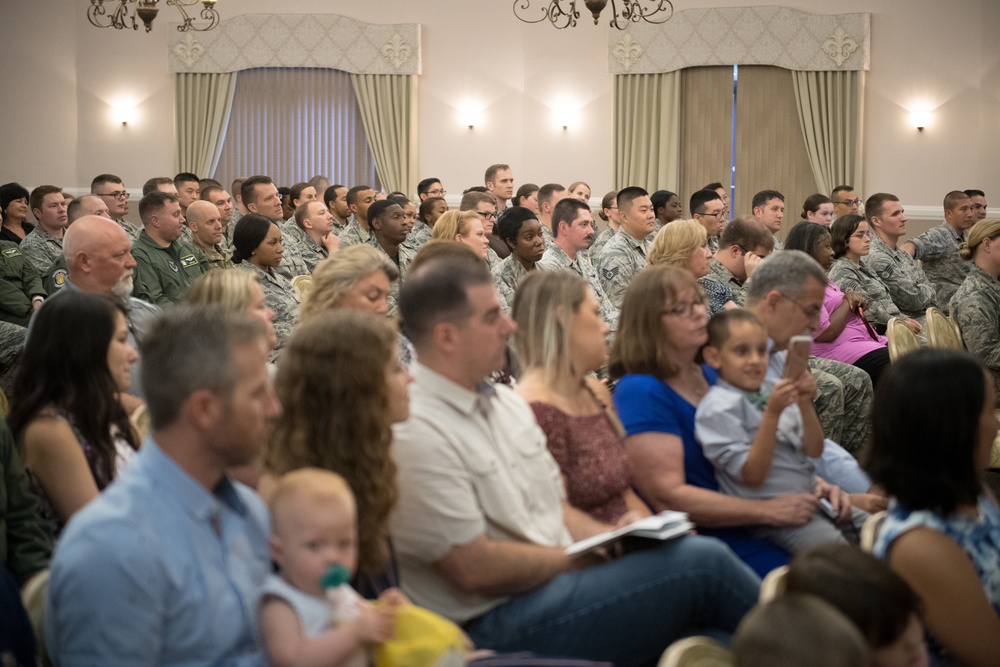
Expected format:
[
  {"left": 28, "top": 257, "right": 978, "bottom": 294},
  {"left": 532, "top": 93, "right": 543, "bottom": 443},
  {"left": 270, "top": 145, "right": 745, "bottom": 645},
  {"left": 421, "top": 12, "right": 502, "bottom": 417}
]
[{"left": 565, "top": 510, "right": 694, "bottom": 556}]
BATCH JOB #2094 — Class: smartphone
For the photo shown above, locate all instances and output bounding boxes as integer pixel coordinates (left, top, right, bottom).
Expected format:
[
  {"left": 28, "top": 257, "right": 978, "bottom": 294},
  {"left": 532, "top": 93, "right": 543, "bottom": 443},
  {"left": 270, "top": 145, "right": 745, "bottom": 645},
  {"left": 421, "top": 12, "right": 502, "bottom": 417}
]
[
  {"left": 819, "top": 498, "right": 839, "bottom": 520},
  {"left": 782, "top": 335, "right": 811, "bottom": 379}
]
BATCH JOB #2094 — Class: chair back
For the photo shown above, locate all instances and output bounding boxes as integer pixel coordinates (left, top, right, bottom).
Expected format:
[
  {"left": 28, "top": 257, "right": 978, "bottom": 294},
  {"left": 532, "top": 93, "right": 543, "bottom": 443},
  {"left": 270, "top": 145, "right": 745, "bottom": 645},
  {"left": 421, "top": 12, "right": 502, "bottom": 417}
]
[
  {"left": 291, "top": 274, "right": 313, "bottom": 300},
  {"left": 759, "top": 564, "right": 789, "bottom": 603},
  {"left": 926, "top": 307, "right": 964, "bottom": 350},
  {"left": 658, "top": 636, "right": 734, "bottom": 667},
  {"left": 860, "top": 510, "right": 887, "bottom": 553},
  {"left": 21, "top": 569, "right": 52, "bottom": 666},
  {"left": 886, "top": 317, "right": 920, "bottom": 361}
]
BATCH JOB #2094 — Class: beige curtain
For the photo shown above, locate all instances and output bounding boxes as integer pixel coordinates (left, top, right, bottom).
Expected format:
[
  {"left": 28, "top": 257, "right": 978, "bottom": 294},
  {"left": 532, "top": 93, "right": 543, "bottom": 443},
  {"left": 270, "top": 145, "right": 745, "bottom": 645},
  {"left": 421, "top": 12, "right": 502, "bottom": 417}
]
[
  {"left": 175, "top": 72, "right": 237, "bottom": 177},
  {"left": 350, "top": 74, "right": 417, "bottom": 196},
  {"left": 678, "top": 67, "right": 734, "bottom": 213},
  {"left": 734, "top": 66, "right": 819, "bottom": 225},
  {"left": 612, "top": 72, "right": 681, "bottom": 192},
  {"left": 792, "top": 70, "right": 865, "bottom": 196}
]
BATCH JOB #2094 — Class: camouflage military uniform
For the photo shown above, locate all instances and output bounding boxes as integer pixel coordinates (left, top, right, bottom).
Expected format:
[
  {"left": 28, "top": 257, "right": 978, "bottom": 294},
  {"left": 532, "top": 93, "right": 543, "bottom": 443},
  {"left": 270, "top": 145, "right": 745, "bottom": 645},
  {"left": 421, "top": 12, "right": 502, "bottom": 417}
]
[
  {"left": 0, "top": 241, "right": 45, "bottom": 326},
  {"left": 369, "top": 236, "right": 417, "bottom": 318},
  {"left": 539, "top": 223, "right": 554, "bottom": 249},
  {"left": 909, "top": 222, "right": 970, "bottom": 313},
  {"left": 282, "top": 223, "right": 329, "bottom": 274},
  {"left": 131, "top": 231, "right": 209, "bottom": 305},
  {"left": 866, "top": 234, "right": 936, "bottom": 320},
  {"left": 0, "top": 320, "right": 25, "bottom": 398},
  {"left": 707, "top": 235, "right": 720, "bottom": 254},
  {"left": 594, "top": 229, "right": 649, "bottom": 309},
  {"left": 702, "top": 257, "right": 747, "bottom": 306},
  {"left": 19, "top": 226, "right": 63, "bottom": 273},
  {"left": 408, "top": 221, "right": 433, "bottom": 249},
  {"left": 238, "top": 262, "right": 300, "bottom": 356},
  {"left": 116, "top": 218, "right": 141, "bottom": 243},
  {"left": 828, "top": 257, "right": 904, "bottom": 328},
  {"left": 771, "top": 234, "right": 784, "bottom": 252},
  {"left": 191, "top": 241, "right": 234, "bottom": 271},
  {"left": 809, "top": 355, "right": 873, "bottom": 454},
  {"left": 538, "top": 243, "right": 618, "bottom": 332},
  {"left": 950, "top": 264, "right": 1000, "bottom": 406},
  {"left": 492, "top": 255, "right": 536, "bottom": 314},
  {"left": 339, "top": 218, "right": 371, "bottom": 248},
  {"left": 591, "top": 225, "right": 616, "bottom": 258},
  {"left": 331, "top": 218, "right": 347, "bottom": 237}
]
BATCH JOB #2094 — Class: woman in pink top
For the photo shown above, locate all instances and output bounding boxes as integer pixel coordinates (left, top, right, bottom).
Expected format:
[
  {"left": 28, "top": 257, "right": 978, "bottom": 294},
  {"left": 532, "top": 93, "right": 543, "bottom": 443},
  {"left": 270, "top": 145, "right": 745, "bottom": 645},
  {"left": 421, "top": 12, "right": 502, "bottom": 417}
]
[{"left": 785, "top": 222, "right": 890, "bottom": 387}]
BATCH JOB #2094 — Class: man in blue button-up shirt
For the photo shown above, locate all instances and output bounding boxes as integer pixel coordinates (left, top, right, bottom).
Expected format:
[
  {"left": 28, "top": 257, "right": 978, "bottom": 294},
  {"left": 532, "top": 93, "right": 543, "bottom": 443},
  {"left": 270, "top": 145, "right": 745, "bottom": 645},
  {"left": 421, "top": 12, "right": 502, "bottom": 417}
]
[{"left": 46, "top": 306, "right": 281, "bottom": 666}]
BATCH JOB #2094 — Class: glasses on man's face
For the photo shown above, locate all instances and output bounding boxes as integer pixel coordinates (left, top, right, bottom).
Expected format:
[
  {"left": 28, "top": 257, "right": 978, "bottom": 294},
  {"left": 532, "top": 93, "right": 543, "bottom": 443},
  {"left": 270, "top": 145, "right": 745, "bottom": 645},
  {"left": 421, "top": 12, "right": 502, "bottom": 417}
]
[
  {"left": 851, "top": 230, "right": 871, "bottom": 239},
  {"left": 778, "top": 292, "right": 821, "bottom": 319},
  {"left": 480, "top": 210, "right": 497, "bottom": 220},
  {"left": 662, "top": 299, "right": 707, "bottom": 318},
  {"left": 428, "top": 189, "right": 446, "bottom": 197},
  {"left": 702, "top": 210, "right": 725, "bottom": 218},
  {"left": 834, "top": 198, "right": 862, "bottom": 207},
  {"left": 100, "top": 191, "right": 129, "bottom": 200}
]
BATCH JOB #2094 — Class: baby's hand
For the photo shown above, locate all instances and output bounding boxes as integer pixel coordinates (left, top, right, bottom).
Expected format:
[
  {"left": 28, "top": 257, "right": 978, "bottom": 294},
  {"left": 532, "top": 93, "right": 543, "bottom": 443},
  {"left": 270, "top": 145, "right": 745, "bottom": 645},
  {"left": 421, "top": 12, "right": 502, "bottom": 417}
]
[
  {"left": 351, "top": 600, "right": 396, "bottom": 644},
  {"left": 765, "top": 379, "right": 797, "bottom": 415}
]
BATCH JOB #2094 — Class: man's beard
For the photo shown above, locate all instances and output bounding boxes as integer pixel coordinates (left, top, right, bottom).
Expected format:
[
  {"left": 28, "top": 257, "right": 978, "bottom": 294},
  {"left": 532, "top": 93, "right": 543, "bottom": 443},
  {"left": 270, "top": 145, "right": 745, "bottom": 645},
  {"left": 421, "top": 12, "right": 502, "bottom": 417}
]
[{"left": 112, "top": 273, "right": 133, "bottom": 300}]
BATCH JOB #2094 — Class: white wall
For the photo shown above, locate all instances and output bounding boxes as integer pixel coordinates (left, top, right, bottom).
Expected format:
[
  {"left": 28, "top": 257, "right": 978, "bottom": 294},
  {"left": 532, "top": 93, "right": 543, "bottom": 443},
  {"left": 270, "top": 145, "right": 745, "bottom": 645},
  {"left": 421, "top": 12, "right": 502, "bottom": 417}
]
[{"left": 1, "top": 0, "right": 997, "bottom": 219}]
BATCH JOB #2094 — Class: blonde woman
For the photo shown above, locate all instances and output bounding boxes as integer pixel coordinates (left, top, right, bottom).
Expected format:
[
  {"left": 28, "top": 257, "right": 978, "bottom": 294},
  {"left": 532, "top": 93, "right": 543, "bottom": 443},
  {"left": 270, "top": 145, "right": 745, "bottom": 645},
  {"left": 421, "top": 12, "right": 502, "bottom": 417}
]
[
  {"left": 513, "top": 270, "right": 648, "bottom": 524},
  {"left": 187, "top": 269, "right": 278, "bottom": 353},
  {"left": 431, "top": 210, "right": 489, "bottom": 261},
  {"left": 950, "top": 218, "right": 1000, "bottom": 405},
  {"left": 648, "top": 218, "right": 737, "bottom": 315}
]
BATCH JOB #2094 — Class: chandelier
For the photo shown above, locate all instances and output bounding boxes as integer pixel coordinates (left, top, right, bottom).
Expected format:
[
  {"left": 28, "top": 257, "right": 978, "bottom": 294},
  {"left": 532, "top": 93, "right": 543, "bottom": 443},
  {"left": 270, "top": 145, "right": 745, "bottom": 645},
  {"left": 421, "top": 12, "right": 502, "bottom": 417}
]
[
  {"left": 513, "top": 0, "right": 674, "bottom": 30},
  {"left": 87, "top": 0, "right": 221, "bottom": 33}
]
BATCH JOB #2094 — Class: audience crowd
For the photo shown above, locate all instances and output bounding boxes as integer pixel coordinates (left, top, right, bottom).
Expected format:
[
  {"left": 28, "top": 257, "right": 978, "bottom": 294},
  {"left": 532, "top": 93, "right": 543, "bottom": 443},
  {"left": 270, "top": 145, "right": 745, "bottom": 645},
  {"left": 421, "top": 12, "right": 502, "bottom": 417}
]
[{"left": 0, "top": 165, "right": 997, "bottom": 667}]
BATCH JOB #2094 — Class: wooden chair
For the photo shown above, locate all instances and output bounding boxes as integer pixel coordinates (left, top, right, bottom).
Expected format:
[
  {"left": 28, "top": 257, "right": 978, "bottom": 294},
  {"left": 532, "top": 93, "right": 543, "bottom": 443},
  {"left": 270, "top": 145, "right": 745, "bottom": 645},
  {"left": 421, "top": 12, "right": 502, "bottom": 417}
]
[
  {"left": 130, "top": 403, "right": 152, "bottom": 441},
  {"left": 291, "top": 274, "right": 313, "bottom": 300},
  {"left": 758, "top": 564, "right": 789, "bottom": 603},
  {"left": 658, "top": 636, "right": 734, "bottom": 667},
  {"left": 925, "top": 307, "right": 964, "bottom": 350},
  {"left": 886, "top": 317, "right": 920, "bottom": 361},
  {"left": 0, "top": 386, "right": 9, "bottom": 419},
  {"left": 860, "top": 510, "right": 887, "bottom": 553}
]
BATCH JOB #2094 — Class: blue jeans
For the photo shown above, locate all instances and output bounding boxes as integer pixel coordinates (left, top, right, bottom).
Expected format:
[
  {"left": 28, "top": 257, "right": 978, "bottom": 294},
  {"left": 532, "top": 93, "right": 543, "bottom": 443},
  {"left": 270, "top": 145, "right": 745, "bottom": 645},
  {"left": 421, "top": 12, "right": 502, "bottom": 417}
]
[{"left": 463, "top": 535, "right": 760, "bottom": 667}]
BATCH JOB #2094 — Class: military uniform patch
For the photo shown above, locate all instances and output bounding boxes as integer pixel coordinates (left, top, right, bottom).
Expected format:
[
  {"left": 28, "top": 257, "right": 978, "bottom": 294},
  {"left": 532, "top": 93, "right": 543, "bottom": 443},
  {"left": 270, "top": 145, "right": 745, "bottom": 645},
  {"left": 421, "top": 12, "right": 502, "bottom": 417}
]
[
  {"left": 167, "top": 260, "right": 179, "bottom": 272},
  {"left": 179, "top": 254, "right": 199, "bottom": 269},
  {"left": 2, "top": 247, "right": 21, "bottom": 257},
  {"left": 52, "top": 269, "right": 68, "bottom": 289}
]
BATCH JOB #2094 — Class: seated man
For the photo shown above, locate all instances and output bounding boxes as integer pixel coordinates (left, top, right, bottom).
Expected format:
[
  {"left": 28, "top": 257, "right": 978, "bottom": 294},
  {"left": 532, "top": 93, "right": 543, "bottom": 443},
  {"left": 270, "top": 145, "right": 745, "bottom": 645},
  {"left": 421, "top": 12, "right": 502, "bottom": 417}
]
[
  {"left": 282, "top": 200, "right": 339, "bottom": 274},
  {"left": 46, "top": 306, "right": 280, "bottom": 666},
  {"left": 0, "top": 236, "right": 45, "bottom": 326},
  {"left": 901, "top": 190, "right": 975, "bottom": 311},
  {"left": 701, "top": 216, "right": 773, "bottom": 310},
  {"left": 595, "top": 186, "right": 656, "bottom": 308},
  {"left": 390, "top": 255, "right": 759, "bottom": 665},
  {"left": 21, "top": 185, "right": 68, "bottom": 272},
  {"left": 187, "top": 200, "right": 235, "bottom": 270},
  {"left": 131, "top": 191, "right": 209, "bottom": 305}
]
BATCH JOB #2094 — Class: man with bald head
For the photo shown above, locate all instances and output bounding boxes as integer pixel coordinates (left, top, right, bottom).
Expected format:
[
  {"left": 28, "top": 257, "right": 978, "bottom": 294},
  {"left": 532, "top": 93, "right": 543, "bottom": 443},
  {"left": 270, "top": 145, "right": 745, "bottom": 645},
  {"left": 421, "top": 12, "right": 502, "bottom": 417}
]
[
  {"left": 186, "top": 200, "right": 234, "bottom": 270},
  {"left": 37, "top": 215, "right": 161, "bottom": 401},
  {"left": 66, "top": 195, "right": 111, "bottom": 226}
]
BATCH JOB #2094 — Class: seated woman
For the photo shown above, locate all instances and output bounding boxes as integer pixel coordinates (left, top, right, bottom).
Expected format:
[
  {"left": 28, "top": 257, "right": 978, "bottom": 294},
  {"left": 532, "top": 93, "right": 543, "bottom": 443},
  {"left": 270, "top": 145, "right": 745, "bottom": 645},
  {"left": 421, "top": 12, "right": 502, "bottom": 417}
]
[
  {"left": 432, "top": 210, "right": 490, "bottom": 262},
  {"left": 801, "top": 194, "right": 836, "bottom": 226},
  {"left": 648, "top": 218, "right": 737, "bottom": 316},
  {"left": 264, "top": 310, "right": 410, "bottom": 599},
  {"left": 513, "top": 271, "right": 648, "bottom": 525},
  {"left": 867, "top": 349, "right": 1000, "bottom": 666},
  {"left": 492, "top": 207, "right": 545, "bottom": 312},
  {"left": 785, "top": 222, "right": 890, "bottom": 387},
  {"left": 187, "top": 269, "right": 278, "bottom": 354},
  {"left": 949, "top": 218, "right": 1000, "bottom": 405},
  {"left": 0, "top": 183, "right": 34, "bottom": 244},
  {"left": 827, "top": 214, "right": 922, "bottom": 336},
  {"left": 8, "top": 293, "right": 138, "bottom": 534},
  {"left": 411, "top": 196, "right": 448, "bottom": 248},
  {"left": 231, "top": 214, "right": 301, "bottom": 356},
  {"left": 610, "top": 265, "right": 792, "bottom": 576}
]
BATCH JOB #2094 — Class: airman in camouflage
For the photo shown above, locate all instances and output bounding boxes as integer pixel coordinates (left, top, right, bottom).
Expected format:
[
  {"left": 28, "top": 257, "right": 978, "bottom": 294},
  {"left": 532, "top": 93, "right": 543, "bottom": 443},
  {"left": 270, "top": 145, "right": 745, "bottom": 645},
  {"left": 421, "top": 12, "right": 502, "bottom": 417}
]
[
  {"left": 591, "top": 225, "right": 616, "bottom": 257},
  {"left": 238, "top": 261, "right": 300, "bottom": 356},
  {"left": 283, "top": 201, "right": 339, "bottom": 274},
  {"left": 950, "top": 241, "right": 1000, "bottom": 406},
  {"left": 20, "top": 225, "right": 63, "bottom": 274},
  {"left": 595, "top": 229, "right": 650, "bottom": 309},
  {"left": 339, "top": 185, "right": 377, "bottom": 248},
  {"left": 538, "top": 198, "right": 619, "bottom": 331},
  {"left": 700, "top": 217, "right": 774, "bottom": 308},
  {"left": 865, "top": 193, "right": 937, "bottom": 321},
  {"left": 902, "top": 192, "right": 976, "bottom": 312},
  {"left": 186, "top": 200, "right": 234, "bottom": 271},
  {"left": 702, "top": 257, "right": 748, "bottom": 306},
  {"left": 809, "top": 356, "right": 874, "bottom": 454},
  {"left": 368, "top": 199, "right": 416, "bottom": 317},
  {"left": 828, "top": 257, "right": 905, "bottom": 328}
]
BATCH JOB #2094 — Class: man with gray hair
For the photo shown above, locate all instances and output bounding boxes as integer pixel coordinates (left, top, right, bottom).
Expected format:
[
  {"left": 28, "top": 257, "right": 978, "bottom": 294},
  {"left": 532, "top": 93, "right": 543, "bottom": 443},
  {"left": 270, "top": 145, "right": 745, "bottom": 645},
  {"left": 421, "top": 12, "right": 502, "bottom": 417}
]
[
  {"left": 40, "top": 215, "right": 160, "bottom": 405},
  {"left": 46, "top": 306, "right": 279, "bottom": 666},
  {"left": 746, "top": 250, "right": 876, "bottom": 457}
]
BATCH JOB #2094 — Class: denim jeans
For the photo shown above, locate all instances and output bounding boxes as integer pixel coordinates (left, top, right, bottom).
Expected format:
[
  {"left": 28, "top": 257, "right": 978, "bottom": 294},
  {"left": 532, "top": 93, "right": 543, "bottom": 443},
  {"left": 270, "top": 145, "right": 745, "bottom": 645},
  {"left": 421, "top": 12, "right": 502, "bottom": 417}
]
[{"left": 463, "top": 535, "right": 761, "bottom": 667}]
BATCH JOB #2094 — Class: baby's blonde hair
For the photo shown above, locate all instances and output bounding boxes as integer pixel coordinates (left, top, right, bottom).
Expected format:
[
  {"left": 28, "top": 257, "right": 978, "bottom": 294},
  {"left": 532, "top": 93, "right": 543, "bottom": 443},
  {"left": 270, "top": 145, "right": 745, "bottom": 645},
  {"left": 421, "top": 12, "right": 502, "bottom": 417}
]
[{"left": 268, "top": 467, "right": 355, "bottom": 536}]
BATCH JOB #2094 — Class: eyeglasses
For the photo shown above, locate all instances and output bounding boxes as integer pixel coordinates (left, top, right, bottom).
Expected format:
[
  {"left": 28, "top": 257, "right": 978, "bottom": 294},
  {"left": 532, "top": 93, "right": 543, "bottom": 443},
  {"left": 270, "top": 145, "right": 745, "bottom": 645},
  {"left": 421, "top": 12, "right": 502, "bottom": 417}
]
[
  {"left": 834, "top": 198, "right": 862, "bottom": 207},
  {"left": 850, "top": 231, "right": 871, "bottom": 239},
  {"left": 700, "top": 210, "right": 725, "bottom": 218},
  {"left": 479, "top": 210, "right": 497, "bottom": 220},
  {"left": 100, "top": 191, "right": 129, "bottom": 200},
  {"left": 427, "top": 189, "right": 447, "bottom": 197},
  {"left": 662, "top": 299, "right": 707, "bottom": 318},
  {"left": 778, "top": 292, "right": 822, "bottom": 319}
]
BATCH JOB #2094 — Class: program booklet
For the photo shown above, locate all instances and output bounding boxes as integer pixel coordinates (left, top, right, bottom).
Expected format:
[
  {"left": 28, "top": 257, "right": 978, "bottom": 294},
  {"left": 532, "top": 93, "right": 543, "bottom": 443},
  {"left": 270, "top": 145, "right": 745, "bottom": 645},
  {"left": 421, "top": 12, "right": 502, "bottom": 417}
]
[{"left": 565, "top": 510, "right": 694, "bottom": 556}]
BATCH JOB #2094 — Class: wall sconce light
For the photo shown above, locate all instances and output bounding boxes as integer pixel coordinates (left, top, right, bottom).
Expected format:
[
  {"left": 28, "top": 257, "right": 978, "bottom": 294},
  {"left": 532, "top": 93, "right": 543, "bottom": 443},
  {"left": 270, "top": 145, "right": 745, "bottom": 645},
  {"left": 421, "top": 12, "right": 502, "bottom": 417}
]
[
  {"left": 459, "top": 104, "right": 483, "bottom": 130},
  {"left": 553, "top": 106, "right": 580, "bottom": 131},
  {"left": 111, "top": 101, "right": 137, "bottom": 127},
  {"left": 909, "top": 110, "right": 931, "bottom": 132}
]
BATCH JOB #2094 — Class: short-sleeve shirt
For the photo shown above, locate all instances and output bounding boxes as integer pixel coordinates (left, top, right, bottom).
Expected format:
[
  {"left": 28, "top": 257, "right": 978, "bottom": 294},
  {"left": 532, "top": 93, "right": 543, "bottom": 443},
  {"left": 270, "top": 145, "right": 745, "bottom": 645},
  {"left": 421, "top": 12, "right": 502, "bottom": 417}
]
[
  {"left": 391, "top": 363, "right": 569, "bottom": 623},
  {"left": 810, "top": 281, "right": 887, "bottom": 365}
]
